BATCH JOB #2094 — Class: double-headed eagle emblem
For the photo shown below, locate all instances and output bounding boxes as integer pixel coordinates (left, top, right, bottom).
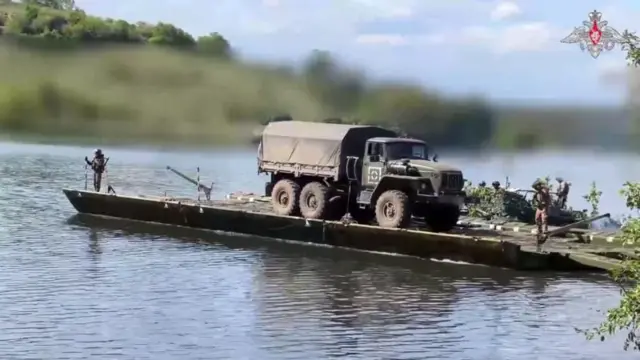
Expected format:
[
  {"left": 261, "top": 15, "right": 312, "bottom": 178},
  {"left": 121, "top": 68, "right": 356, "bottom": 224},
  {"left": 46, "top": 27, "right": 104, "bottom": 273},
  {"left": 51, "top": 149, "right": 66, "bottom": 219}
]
[{"left": 561, "top": 10, "right": 635, "bottom": 58}]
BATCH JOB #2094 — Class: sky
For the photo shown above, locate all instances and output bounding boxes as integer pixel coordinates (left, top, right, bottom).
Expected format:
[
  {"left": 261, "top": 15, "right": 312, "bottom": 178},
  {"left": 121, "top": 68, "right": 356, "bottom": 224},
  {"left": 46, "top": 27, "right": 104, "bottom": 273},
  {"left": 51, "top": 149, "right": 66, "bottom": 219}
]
[{"left": 74, "top": 0, "right": 640, "bottom": 105}]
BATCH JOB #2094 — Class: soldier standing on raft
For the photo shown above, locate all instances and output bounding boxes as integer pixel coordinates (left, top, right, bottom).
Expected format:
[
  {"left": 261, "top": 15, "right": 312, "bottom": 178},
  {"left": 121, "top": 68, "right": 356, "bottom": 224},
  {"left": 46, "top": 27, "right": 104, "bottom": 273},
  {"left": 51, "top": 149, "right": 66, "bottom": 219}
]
[
  {"left": 85, "top": 149, "right": 108, "bottom": 192},
  {"left": 532, "top": 180, "right": 551, "bottom": 236},
  {"left": 555, "top": 177, "right": 570, "bottom": 209}
]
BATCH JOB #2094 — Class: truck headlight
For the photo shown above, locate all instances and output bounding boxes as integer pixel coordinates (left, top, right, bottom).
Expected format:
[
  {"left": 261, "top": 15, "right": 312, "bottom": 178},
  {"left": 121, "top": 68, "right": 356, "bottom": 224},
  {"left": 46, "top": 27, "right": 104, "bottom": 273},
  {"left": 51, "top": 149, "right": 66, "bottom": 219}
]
[{"left": 420, "top": 183, "right": 427, "bottom": 190}]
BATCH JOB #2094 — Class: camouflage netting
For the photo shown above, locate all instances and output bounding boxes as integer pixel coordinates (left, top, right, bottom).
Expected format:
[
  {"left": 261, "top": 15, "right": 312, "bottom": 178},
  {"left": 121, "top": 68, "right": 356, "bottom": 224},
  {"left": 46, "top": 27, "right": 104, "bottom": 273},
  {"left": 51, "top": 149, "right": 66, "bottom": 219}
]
[
  {"left": 463, "top": 181, "right": 587, "bottom": 225},
  {"left": 464, "top": 186, "right": 531, "bottom": 222}
]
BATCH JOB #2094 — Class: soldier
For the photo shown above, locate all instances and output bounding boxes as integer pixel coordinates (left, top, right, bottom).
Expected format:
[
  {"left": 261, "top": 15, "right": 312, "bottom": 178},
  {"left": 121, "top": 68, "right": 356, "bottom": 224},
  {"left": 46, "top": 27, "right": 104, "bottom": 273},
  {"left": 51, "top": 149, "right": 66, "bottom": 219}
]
[
  {"left": 478, "top": 181, "right": 486, "bottom": 188},
  {"left": 492, "top": 181, "right": 501, "bottom": 191},
  {"left": 85, "top": 149, "right": 108, "bottom": 192},
  {"left": 556, "top": 177, "right": 570, "bottom": 209},
  {"left": 532, "top": 180, "right": 551, "bottom": 237}
]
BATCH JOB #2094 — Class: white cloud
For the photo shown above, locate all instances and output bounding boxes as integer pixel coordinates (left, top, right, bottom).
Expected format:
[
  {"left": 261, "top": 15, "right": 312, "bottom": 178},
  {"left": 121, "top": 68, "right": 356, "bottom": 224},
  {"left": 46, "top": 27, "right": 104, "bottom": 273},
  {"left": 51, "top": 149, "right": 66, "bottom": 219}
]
[
  {"left": 355, "top": 34, "right": 408, "bottom": 46},
  {"left": 420, "top": 33, "right": 446, "bottom": 45},
  {"left": 460, "top": 26, "right": 494, "bottom": 43},
  {"left": 490, "top": 1, "right": 522, "bottom": 21},
  {"left": 354, "top": 20, "right": 558, "bottom": 53},
  {"left": 261, "top": 0, "right": 280, "bottom": 7},
  {"left": 496, "top": 22, "right": 555, "bottom": 53},
  {"left": 450, "top": 22, "right": 558, "bottom": 53},
  {"left": 349, "top": 0, "right": 414, "bottom": 19},
  {"left": 354, "top": 33, "right": 447, "bottom": 47}
]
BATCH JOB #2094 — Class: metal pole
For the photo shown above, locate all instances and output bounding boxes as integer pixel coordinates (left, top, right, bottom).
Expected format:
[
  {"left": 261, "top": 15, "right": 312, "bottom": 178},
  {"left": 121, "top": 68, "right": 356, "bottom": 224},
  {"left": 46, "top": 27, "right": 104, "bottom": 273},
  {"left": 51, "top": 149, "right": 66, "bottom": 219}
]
[
  {"left": 197, "top": 167, "right": 201, "bottom": 201},
  {"left": 538, "top": 212, "right": 611, "bottom": 245}
]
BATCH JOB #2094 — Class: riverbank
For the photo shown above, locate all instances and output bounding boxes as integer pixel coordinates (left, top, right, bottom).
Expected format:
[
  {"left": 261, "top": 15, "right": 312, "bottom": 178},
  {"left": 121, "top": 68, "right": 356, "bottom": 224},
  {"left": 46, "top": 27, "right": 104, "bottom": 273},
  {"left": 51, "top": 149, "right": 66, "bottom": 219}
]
[{"left": 0, "top": 3, "right": 631, "bottom": 149}]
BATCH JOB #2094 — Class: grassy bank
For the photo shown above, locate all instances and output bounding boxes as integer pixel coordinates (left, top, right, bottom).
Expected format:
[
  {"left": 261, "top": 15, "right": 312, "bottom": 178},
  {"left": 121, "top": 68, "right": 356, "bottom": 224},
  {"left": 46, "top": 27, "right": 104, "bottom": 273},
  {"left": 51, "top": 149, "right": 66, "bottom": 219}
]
[{"left": 0, "top": 44, "right": 334, "bottom": 145}]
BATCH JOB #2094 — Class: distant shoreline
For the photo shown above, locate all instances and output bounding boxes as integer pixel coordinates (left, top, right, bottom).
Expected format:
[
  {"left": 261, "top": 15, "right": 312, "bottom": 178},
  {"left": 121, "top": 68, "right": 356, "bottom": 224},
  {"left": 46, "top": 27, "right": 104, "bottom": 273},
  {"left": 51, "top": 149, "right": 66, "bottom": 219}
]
[{"left": 0, "top": 3, "right": 632, "bottom": 151}]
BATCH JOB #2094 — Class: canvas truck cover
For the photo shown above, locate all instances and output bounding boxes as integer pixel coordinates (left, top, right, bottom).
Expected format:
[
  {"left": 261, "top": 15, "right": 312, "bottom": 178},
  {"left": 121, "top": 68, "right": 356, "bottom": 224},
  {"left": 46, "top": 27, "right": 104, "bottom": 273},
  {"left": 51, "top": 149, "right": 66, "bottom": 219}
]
[{"left": 259, "top": 121, "right": 396, "bottom": 179}]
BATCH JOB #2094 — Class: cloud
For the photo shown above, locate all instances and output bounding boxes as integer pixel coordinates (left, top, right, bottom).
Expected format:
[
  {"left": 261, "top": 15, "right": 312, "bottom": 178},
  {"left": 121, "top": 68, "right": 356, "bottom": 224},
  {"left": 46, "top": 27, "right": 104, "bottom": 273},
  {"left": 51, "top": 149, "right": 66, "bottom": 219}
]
[
  {"left": 261, "top": 0, "right": 280, "bottom": 7},
  {"left": 355, "top": 20, "right": 560, "bottom": 54},
  {"left": 348, "top": 0, "right": 414, "bottom": 19},
  {"left": 431, "top": 22, "right": 560, "bottom": 54},
  {"left": 355, "top": 34, "right": 408, "bottom": 46},
  {"left": 354, "top": 33, "right": 447, "bottom": 47},
  {"left": 490, "top": 2, "right": 522, "bottom": 21},
  {"left": 495, "top": 22, "right": 556, "bottom": 53}
]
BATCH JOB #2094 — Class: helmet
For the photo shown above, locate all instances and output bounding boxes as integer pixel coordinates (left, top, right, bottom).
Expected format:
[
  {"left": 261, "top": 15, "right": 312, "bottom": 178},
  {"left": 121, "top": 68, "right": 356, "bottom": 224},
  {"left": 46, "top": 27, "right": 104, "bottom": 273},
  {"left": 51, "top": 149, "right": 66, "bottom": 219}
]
[
  {"left": 94, "top": 149, "right": 102, "bottom": 155},
  {"left": 492, "top": 181, "right": 500, "bottom": 187},
  {"left": 556, "top": 177, "right": 564, "bottom": 182},
  {"left": 479, "top": 181, "right": 486, "bottom": 187}
]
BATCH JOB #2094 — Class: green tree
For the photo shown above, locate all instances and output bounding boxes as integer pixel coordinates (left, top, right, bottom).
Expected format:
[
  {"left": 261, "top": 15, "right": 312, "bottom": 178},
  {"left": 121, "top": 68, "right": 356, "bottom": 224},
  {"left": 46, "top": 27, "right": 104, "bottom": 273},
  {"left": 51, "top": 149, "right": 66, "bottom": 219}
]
[
  {"left": 582, "top": 31, "right": 640, "bottom": 351},
  {"left": 581, "top": 183, "right": 640, "bottom": 351},
  {"left": 197, "top": 32, "right": 232, "bottom": 58},
  {"left": 22, "top": 0, "right": 75, "bottom": 11},
  {"left": 147, "top": 22, "right": 195, "bottom": 47},
  {"left": 302, "top": 50, "right": 365, "bottom": 115}
]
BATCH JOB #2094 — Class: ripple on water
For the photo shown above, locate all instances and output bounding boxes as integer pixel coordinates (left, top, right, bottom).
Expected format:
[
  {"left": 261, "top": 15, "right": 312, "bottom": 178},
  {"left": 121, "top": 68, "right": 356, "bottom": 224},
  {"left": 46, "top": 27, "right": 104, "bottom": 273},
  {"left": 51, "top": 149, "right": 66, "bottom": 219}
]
[{"left": 0, "top": 143, "right": 634, "bottom": 360}]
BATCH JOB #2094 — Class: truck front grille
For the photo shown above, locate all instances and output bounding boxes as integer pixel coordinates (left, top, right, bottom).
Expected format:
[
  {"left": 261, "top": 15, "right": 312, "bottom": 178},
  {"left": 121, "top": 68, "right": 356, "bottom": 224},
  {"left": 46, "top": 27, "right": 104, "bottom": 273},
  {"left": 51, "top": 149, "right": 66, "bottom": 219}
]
[{"left": 441, "top": 173, "right": 463, "bottom": 190}]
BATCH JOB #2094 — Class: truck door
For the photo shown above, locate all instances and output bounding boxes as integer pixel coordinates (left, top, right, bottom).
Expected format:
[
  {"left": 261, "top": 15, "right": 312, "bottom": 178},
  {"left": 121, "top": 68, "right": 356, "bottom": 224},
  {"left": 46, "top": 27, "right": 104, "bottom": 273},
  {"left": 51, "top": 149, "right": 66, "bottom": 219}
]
[{"left": 363, "top": 141, "right": 385, "bottom": 188}]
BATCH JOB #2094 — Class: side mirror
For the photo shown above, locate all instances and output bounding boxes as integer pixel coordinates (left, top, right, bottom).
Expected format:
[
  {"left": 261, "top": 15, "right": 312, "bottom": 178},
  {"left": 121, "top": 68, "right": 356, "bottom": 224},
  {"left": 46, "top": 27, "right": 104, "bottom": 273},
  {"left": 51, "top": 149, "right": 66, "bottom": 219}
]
[{"left": 433, "top": 154, "right": 439, "bottom": 162}]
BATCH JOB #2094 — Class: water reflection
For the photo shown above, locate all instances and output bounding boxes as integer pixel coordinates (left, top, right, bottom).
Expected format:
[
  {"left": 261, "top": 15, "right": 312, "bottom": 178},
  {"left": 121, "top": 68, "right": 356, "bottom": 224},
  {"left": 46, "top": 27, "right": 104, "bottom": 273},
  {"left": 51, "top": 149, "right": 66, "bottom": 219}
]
[{"left": 67, "top": 214, "right": 622, "bottom": 359}]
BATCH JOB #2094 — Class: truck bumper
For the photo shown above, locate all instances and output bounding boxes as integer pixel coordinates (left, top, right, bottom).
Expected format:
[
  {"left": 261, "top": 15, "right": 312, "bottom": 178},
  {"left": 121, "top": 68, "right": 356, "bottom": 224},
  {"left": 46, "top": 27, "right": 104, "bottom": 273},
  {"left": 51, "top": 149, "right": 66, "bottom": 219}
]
[{"left": 416, "top": 191, "right": 466, "bottom": 207}]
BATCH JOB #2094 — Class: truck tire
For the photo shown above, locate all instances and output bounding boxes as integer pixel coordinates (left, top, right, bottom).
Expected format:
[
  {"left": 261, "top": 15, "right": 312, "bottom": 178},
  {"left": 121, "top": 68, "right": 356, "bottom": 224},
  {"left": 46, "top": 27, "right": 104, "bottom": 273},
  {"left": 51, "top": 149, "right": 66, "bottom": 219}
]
[
  {"left": 271, "top": 179, "right": 301, "bottom": 216},
  {"left": 375, "top": 190, "right": 411, "bottom": 228},
  {"left": 424, "top": 204, "right": 460, "bottom": 232},
  {"left": 300, "top": 182, "right": 330, "bottom": 219}
]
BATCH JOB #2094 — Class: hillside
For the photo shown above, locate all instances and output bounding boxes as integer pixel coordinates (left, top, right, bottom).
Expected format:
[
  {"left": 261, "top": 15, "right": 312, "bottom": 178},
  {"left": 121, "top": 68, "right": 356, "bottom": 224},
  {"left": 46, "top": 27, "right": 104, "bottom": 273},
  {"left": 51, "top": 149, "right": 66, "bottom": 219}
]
[{"left": 0, "top": 1, "right": 632, "bottom": 149}]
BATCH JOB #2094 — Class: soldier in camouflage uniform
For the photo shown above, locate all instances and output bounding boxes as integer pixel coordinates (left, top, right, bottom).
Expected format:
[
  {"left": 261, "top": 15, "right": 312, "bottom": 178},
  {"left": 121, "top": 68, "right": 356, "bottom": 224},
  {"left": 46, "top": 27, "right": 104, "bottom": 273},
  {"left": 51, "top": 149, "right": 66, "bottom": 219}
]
[
  {"left": 85, "top": 149, "right": 108, "bottom": 192},
  {"left": 555, "top": 177, "right": 570, "bottom": 209},
  {"left": 532, "top": 180, "right": 551, "bottom": 236}
]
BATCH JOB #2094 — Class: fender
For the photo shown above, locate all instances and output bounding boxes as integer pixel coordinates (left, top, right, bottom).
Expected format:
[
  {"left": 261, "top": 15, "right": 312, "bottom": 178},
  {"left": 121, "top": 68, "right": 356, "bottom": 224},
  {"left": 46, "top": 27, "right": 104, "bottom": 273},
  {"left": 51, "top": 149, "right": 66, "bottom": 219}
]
[{"left": 369, "top": 175, "right": 430, "bottom": 206}]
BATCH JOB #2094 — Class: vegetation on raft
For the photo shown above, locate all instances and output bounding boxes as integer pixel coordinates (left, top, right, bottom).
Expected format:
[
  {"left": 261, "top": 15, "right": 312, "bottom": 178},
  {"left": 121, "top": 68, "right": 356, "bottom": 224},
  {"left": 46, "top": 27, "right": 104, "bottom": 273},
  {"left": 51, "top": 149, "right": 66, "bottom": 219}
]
[
  {"left": 463, "top": 177, "right": 603, "bottom": 222},
  {"left": 0, "top": 0, "right": 631, "bottom": 149}
]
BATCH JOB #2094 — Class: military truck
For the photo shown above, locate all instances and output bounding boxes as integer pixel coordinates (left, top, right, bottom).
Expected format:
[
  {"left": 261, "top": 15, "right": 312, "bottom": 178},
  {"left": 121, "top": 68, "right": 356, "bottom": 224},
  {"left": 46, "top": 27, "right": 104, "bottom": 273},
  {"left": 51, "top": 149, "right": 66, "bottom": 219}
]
[{"left": 257, "top": 121, "right": 466, "bottom": 231}]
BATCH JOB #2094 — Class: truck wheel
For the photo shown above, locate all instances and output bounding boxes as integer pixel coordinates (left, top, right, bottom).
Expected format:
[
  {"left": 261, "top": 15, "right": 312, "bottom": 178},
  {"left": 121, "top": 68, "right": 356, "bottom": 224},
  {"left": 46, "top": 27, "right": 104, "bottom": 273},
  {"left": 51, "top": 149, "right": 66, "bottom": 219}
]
[
  {"left": 300, "top": 182, "right": 330, "bottom": 219},
  {"left": 375, "top": 190, "right": 411, "bottom": 228},
  {"left": 425, "top": 204, "right": 460, "bottom": 232},
  {"left": 271, "top": 179, "right": 301, "bottom": 216}
]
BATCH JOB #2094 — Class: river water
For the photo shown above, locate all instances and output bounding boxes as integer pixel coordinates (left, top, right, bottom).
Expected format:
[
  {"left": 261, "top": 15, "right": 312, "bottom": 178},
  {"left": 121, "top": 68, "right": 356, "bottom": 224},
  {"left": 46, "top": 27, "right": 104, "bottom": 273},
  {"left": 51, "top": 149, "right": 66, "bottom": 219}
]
[{"left": 0, "top": 142, "right": 638, "bottom": 359}]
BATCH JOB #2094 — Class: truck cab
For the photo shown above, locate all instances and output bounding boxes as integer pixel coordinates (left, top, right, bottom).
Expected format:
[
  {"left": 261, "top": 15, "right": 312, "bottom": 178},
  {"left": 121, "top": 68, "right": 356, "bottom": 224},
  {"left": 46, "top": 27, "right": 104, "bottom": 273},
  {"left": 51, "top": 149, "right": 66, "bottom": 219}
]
[
  {"left": 362, "top": 137, "right": 428, "bottom": 186},
  {"left": 357, "top": 137, "right": 465, "bottom": 229}
]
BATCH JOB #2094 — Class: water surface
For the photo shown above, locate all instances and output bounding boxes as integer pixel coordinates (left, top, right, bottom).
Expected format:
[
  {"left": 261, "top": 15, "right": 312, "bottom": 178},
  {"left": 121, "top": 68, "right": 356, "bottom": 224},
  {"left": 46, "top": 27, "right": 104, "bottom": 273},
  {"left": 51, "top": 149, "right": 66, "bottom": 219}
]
[{"left": 0, "top": 142, "right": 636, "bottom": 359}]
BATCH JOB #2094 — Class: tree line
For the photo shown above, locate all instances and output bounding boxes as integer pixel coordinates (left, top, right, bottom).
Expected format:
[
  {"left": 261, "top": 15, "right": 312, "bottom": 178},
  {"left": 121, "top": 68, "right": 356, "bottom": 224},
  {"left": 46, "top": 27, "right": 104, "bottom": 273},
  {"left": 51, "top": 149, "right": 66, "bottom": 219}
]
[
  {"left": 0, "top": 0, "right": 232, "bottom": 58},
  {"left": 0, "top": 0, "right": 631, "bottom": 150}
]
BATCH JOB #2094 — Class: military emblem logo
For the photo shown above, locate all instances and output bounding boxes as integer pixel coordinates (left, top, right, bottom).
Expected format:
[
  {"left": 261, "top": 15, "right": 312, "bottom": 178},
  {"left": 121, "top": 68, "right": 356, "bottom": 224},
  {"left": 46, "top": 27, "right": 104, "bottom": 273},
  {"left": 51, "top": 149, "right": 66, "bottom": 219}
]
[{"left": 561, "top": 10, "right": 629, "bottom": 58}]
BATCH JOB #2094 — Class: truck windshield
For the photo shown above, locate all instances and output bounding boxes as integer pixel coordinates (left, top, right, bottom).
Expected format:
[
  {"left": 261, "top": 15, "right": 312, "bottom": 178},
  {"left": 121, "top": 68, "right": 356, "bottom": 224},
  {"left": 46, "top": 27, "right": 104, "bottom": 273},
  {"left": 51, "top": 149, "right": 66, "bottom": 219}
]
[{"left": 387, "top": 142, "right": 428, "bottom": 160}]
